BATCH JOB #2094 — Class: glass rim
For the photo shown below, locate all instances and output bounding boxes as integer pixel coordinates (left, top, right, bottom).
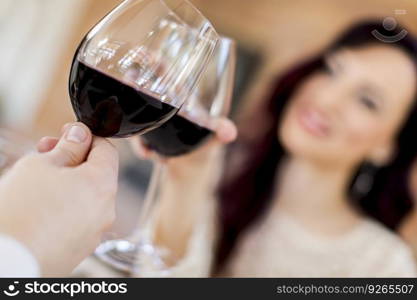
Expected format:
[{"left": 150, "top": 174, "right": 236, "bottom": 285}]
[
  {"left": 161, "top": 0, "right": 219, "bottom": 43},
  {"left": 130, "top": 0, "right": 219, "bottom": 41},
  {"left": 86, "top": 0, "right": 219, "bottom": 44},
  {"left": 159, "top": 0, "right": 211, "bottom": 25},
  {"left": 218, "top": 35, "right": 236, "bottom": 46}
]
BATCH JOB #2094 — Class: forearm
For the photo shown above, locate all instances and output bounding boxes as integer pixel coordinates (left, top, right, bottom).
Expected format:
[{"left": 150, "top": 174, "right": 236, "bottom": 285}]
[
  {"left": 153, "top": 183, "right": 213, "bottom": 266},
  {"left": 150, "top": 148, "right": 223, "bottom": 266}
]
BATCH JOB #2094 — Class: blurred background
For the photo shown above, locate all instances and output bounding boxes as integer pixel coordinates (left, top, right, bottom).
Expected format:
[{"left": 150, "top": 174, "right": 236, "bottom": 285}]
[
  {"left": 1, "top": 0, "right": 416, "bottom": 136},
  {"left": 1, "top": 0, "right": 417, "bottom": 273}
]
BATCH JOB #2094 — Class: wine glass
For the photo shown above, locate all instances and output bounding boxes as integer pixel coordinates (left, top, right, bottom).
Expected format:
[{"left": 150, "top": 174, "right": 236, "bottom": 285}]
[
  {"left": 95, "top": 36, "right": 236, "bottom": 275},
  {"left": 69, "top": 0, "right": 219, "bottom": 138}
]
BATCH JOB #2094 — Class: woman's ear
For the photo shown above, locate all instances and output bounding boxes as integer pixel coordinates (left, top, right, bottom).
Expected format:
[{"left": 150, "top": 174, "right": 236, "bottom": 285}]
[{"left": 367, "top": 143, "right": 396, "bottom": 167}]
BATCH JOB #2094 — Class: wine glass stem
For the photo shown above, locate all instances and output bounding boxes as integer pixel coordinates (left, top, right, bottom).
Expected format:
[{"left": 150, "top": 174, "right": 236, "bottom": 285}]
[{"left": 130, "top": 157, "right": 165, "bottom": 244}]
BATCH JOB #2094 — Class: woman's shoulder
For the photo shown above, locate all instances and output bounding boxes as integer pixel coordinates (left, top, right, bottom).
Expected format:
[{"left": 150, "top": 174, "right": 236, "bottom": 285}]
[
  {"left": 356, "top": 218, "right": 416, "bottom": 277},
  {"left": 360, "top": 218, "right": 409, "bottom": 249}
]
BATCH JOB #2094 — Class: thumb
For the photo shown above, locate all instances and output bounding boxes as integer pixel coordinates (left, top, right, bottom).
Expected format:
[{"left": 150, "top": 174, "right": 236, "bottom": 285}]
[
  {"left": 214, "top": 118, "right": 237, "bottom": 144},
  {"left": 45, "top": 122, "right": 93, "bottom": 167}
]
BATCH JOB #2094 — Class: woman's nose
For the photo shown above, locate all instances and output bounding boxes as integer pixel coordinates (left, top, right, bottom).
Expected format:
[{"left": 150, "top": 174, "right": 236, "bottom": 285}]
[{"left": 314, "top": 83, "right": 345, "bottom": 115}]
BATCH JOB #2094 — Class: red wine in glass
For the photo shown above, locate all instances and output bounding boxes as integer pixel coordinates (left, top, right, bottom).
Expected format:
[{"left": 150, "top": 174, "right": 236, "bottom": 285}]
[
  {"left": 69, "top": 60, "right": 179, "bottom": 138},
  {"left": 142, "top": 114, "right": 213, "bottom": 157}
]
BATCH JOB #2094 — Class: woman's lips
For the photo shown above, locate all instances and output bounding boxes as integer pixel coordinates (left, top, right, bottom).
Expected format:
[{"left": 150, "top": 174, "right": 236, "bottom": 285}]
[{"left": 296, "top": 106, "right": 331, "bottom": 138}]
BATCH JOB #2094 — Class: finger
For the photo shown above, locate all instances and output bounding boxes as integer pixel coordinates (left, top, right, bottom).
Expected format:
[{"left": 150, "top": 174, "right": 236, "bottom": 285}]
[
  {"left": 82, "top": 137, "right": 119, "bottom": 178},
  {"left": 37, "top": 121, "right": 75, "bottom": 153},
  {"left": 37, "top": 137, "right": 59, "bottom": 153},
  {"left": 37, "top": 123, "right": 74, "bottom": 153},
  {"left": 37, "top": 123, "right": 71, "bottom": 153},
  {"left": 214, "top": 118, "right": 238, "bottom": 144},
  {"left": 45, "top": 122, "right": 93, "bottom": 167},
  {"left": 129, "top": 137, "right": 153, "bottom": 159}
]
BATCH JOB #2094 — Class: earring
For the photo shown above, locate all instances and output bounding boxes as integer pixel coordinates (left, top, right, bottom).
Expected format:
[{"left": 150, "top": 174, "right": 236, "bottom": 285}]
[{"left": 352, "top": 162, "right": 379, "bottom": 197}]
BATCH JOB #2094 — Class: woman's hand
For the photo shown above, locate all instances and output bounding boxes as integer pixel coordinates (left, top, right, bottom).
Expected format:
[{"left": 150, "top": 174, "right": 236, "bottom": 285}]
[
  {"left": 130, "top": 117, "right": 237, "bottom": 178},
  {"left": 0, "top": 122, "right": 119, "bottom": 276}
]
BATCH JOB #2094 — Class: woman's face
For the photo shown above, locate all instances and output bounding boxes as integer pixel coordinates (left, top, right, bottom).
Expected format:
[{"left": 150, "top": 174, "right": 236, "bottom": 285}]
[{"left": 279, "top": 45, "right": 417, "bottom": 168}]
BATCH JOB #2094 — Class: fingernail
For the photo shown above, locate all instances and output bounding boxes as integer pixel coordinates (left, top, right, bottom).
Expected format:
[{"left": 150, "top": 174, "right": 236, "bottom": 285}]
[{"left": 66, "top": 125, "right": 87, "bottom": 143}]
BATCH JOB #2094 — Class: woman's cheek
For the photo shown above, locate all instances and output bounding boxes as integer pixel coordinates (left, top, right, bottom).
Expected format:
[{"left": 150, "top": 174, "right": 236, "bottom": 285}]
[{"left": 342, "top": 116, "right": 383, "bottom": 156}]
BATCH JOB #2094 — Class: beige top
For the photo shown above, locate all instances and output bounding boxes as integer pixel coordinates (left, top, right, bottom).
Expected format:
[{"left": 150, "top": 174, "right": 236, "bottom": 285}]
[
  {"left": 74, "top": 196, "right": 417, "bottom": 277},
  {"left": 136, "top": 197, "right": 417, "bottom": 278},
  {"left": 221, "top": 210, "right": 417, "bottom": 277}
]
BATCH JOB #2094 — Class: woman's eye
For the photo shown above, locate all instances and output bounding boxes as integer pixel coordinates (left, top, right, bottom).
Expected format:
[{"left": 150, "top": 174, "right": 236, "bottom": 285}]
[{"left": 359, "top": 95, "right": 378, "bottom": 111}]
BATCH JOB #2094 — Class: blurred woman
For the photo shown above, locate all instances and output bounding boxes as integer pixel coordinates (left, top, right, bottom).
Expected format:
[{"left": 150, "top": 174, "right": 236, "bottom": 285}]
[{"left": 133, "top": 21, "right": 417, "bottom": 277}]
